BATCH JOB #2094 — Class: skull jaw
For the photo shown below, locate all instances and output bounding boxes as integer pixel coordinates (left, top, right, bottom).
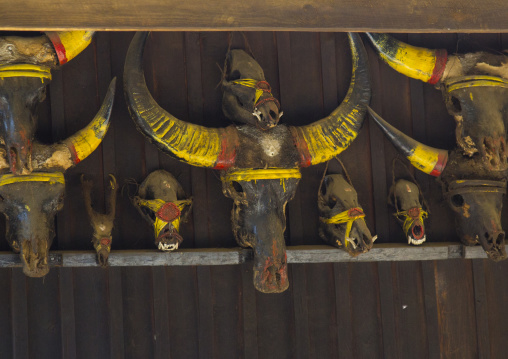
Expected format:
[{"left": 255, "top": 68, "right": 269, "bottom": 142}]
[
  {"left": 96, "top": 248, "right": 110, "bottom": 267},
  {"left": 319, "top": 224, "right": 374, "bottom": 257},
  {"left": 156, "top": 226, "right": 182, "bottom": 252},
  {"left": 479, "top": 232, "right": 507, "bottom": 262}
]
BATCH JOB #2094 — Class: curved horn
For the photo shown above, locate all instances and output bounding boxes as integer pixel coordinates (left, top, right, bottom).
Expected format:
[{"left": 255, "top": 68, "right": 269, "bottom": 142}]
[
  {"left": 291, "top": 33, "right": 371, "bottom": 167},
  {"left": 31, "top": 78, "right": 116, "bottom": 171},
  {"left": 366, "top": 33, "right": 448, "bottom": 85},
  {"left": 45, "top": 31, "right": 95, "bottom": 65},
  {"left": 368, "top": 106, "right": 448, "bottom": 177},
  {"left": 124, "top": 32, "right": 237, "bottom": 169}
]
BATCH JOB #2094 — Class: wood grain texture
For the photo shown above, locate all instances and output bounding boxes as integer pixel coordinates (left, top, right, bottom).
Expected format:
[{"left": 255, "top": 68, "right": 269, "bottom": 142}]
[{"left": 1, "top": 0, "right": 508, "bottom": 32}]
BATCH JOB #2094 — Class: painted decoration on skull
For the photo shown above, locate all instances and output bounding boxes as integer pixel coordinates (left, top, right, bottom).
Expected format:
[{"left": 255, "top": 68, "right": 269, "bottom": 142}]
[
  {"left": 318, "top": 172, "right": 377, "bottom": 255},
  {"left": 124, "top": 32, "right": 371, "bottom": 293},
  {"left": 132, "top": 170, "right": 192, "bottom": 252},
  {"left": 367, "top": 33, "right": 508, "bottom": 261}
]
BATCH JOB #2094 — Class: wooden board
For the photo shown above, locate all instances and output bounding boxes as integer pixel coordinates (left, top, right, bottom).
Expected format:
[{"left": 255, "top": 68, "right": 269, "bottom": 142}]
[{"left": 2, "top": 0, "right": 508, "bottom": 32}]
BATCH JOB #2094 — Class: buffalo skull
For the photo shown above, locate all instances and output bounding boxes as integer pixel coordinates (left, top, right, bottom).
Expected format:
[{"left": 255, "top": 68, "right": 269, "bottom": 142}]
[
  {"left": 367, "top": 33, "right": 508, "bottom": 261},
  {"left": 0, "top": 79, "right": 115, "bottom": 277},
  {"left": 124, "top": 32, "right": 370, "bottom": 292},
  {"left": 0, "top": 31, "right": 94, "bottom": 174}
]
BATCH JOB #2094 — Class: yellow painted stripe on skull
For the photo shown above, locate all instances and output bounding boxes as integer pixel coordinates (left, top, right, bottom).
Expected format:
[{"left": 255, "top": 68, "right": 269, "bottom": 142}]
[
  {"left": 408, "top": 145, "right": 440, "bottom": 174},
  {"left": 320, "top": 209, "right": 366, "bottom": 248},
  {"left": 0, "top": 172, "right": 64, "bottom": 186},
  {"left": 377, "top": 40, "right": 437, "bottom": 83},
  {"left": 231, "top": 79, "right": 265, "bottom": 104},
  {"left": 0, "top": 64, "right": 51, "bottom": 81},
  {"left": 223, "top": 168, "right": 301, "bottom": 182},
  {"left": 446, "top": 76, "right": 508, "bottom": 92}
]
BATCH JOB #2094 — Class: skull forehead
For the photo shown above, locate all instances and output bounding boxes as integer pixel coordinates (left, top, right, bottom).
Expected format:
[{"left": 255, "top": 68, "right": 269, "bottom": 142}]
[
  {"left": 0, "top": 180, "right": 64, "bottom": 204},
  {"left": 226, "top": 50, "right": 265, "bottom": 81},
  {"left": 138, "top": 170, "right": 181, "bottom": 201},
  {"left": 323, "top": 174, "right": 358, "bottom": 201},
  {"left": 392, "top": 179, "right": 421, "bottom": 209}
]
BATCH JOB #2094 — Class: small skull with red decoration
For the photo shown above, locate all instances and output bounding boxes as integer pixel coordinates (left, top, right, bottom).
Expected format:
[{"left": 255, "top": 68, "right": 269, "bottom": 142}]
[
  {"left": 389, "top": 179, "right": 428, "bottom": 245},
  {"left": 132, "top": 170, "right": 192, "bottom": 251},
  {"left": 318, "top": 174, "right": 377, "bottom": 256}
]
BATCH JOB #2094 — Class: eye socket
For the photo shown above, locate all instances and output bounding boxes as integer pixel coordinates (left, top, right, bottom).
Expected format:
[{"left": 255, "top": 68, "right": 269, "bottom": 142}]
[
  {"left": 232, "top": 181, "right": 243, "bottom": 193},
  {"left": 328, "top": 196, "right": 337, "bottom": 208},
  {"left": 228, "top": 70, "right": 241, "bottom": 81},
  {"left": 451, "top": 194, "right": 464, "bottom": 207}
]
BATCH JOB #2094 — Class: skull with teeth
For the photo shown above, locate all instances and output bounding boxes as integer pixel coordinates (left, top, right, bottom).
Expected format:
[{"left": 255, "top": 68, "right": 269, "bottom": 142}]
[
  {"left": 132, "top": 170, "right": 192, "bottom": 252},
  {"left": 389, "top": 179, "right": 428, "bottom": 246},
  {"left": 318, "top": 174, "right": 376, "bottom": 255}
]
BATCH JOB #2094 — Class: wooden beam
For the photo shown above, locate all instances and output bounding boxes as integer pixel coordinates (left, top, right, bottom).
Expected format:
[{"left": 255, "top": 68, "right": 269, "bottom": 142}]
[
  {"left": 1, "top": 0, "right": 508, "bottom": 32},
  {"left": 0, "top": 243, "right": 491, "bottom": 267}
]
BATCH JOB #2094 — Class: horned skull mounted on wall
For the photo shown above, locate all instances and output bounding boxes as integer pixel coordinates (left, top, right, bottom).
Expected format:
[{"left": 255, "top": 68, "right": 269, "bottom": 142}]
[
  {"left": 0, "top": 31, "right": 115, "bottom": 276},
  {"left": 367, "top": 33, "right": 508, "bottom": 261},
  {"left": 124, "top": 32, "right": 370, "bottom": 293}
]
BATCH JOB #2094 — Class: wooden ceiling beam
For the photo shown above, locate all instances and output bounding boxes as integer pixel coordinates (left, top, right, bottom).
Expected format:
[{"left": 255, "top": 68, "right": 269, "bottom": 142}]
[{"left": 1, "top": 0, "right": 507, "bottom": 32}]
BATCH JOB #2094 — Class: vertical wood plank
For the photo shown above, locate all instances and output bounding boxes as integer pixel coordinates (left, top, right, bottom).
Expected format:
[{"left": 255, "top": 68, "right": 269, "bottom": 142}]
[
  {"left": 377, "top": 262, "right": 398, "bottom": 358},
  {"left": 421, "top": 261, "right": 441, "bottom": 359},
  {"left": 471, "top": 260, "right": 490, "bottom": 359},
  {"left": 334, "top": 263, "right": 353, "bottom": 359},
  {"left": 435, "top": 260, "right": 477, "bottom": 358},
  {"left": 26, "top": 270, "right": 62, "bottom": 358},
  {"left": 59, "top": 268, "right": 77, "bottom": 359},
  {"left": 0, "top": 269, "right": 12, "bottom": 357},
  {"left": 152, "top": 267, "right": 171, "bottom": 358},
  {"left": 108, "top": 267, "right": 125, "bottom": 359},
  {"left": 11, "top": 268, "right": 28, "bottom": 359},
  {"left": 240, "top": 262, "right": 259, "bottom": 359}
]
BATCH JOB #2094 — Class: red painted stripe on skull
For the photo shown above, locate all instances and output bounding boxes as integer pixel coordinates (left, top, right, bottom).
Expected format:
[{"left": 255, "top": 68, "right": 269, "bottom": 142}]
[{"left": 46, "top": 32, "right": 68, "bottom": 65}]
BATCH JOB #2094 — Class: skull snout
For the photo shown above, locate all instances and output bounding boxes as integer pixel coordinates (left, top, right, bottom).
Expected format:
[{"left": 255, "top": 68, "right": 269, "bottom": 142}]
[
  {"left": 253, "top": 253, "right": 288, "bottom": 294},
  {"left": 254, "top": 101, "right": 280, "bottom": 129},
  {"left": 21, "top": 239, "right": 49, "bottom": 277},
  {"left": 482, "top": 231, "right": 506, "bottom": 262}
]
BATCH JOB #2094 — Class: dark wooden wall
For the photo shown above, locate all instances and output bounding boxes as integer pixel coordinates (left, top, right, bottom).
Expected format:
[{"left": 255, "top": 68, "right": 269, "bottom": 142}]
[{"left": 0, "top": 32, "right": 507, "bottom": 358}]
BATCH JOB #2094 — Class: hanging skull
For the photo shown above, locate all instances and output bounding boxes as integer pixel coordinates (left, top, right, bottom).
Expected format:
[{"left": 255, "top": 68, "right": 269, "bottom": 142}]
[
  {"left": 0, "top": 79, "right": 115, "bottom": 277},
  {"left": 82, "top": 174, "right": 118, "bottom": 266},
  {"left": 132, "top": 170, "right": 192, "bottom": 252},
  {"left": 367, "top": 33, "right": 508, "bottom": 261},
  {"left": 318, "top": 174, "right": 376, "bottom": 255},
  {"left": 389, "top": 179, "right": 428, "bottom": 245},
  {"left": 124, "top": 32, "right": 370, "bottom": 292},
  {"left": 0, "top": 31, "right": 94, "bottom": 174}
]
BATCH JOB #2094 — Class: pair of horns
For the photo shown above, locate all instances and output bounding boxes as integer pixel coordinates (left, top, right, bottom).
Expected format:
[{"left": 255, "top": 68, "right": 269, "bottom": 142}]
[
  {"left": 124, "top": 32, "right": 370, "bottom": 169},
  {"left": 0, "top": 79, "right": 116, "bottom": 172}
]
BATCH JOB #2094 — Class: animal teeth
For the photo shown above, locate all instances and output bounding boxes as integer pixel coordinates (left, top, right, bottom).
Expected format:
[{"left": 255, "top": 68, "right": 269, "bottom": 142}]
[
  {"left": 407, "top": 236, "right": 426, "bottom": 246},
  {"left": 158, "top": 242, "right": 178, "bottom": 252},
  {"left": 346, "top": 237, "right": 358, "bottom": 249},
  {"left": 252, "top": 109, "right": 262, "bottom": 121},
  {"left": 372, "top": 235, "right": 378, "bottom": 243},
  {"left": 278, "top": 111, "right": 284, "bottom": 119}
]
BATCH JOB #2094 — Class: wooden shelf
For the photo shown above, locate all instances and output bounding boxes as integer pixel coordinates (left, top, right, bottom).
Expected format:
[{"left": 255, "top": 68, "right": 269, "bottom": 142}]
[{"left": 1, "top": 243, "right": 492, "bottom": 268}]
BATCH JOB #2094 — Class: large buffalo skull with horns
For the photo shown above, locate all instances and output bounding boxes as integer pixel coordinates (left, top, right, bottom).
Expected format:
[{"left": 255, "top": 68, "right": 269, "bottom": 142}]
[
  {"left": 124, "top": 32, "right": 370, "bottom": 293},
  {"left": 367, "top": 33, "right": 508, "bottom": 261},
  {"left": 0, "top": 31, "right": 95, "bottom": 174},
  {"left": 0, "top": 79, "right": 115, "bottom": 277}
]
